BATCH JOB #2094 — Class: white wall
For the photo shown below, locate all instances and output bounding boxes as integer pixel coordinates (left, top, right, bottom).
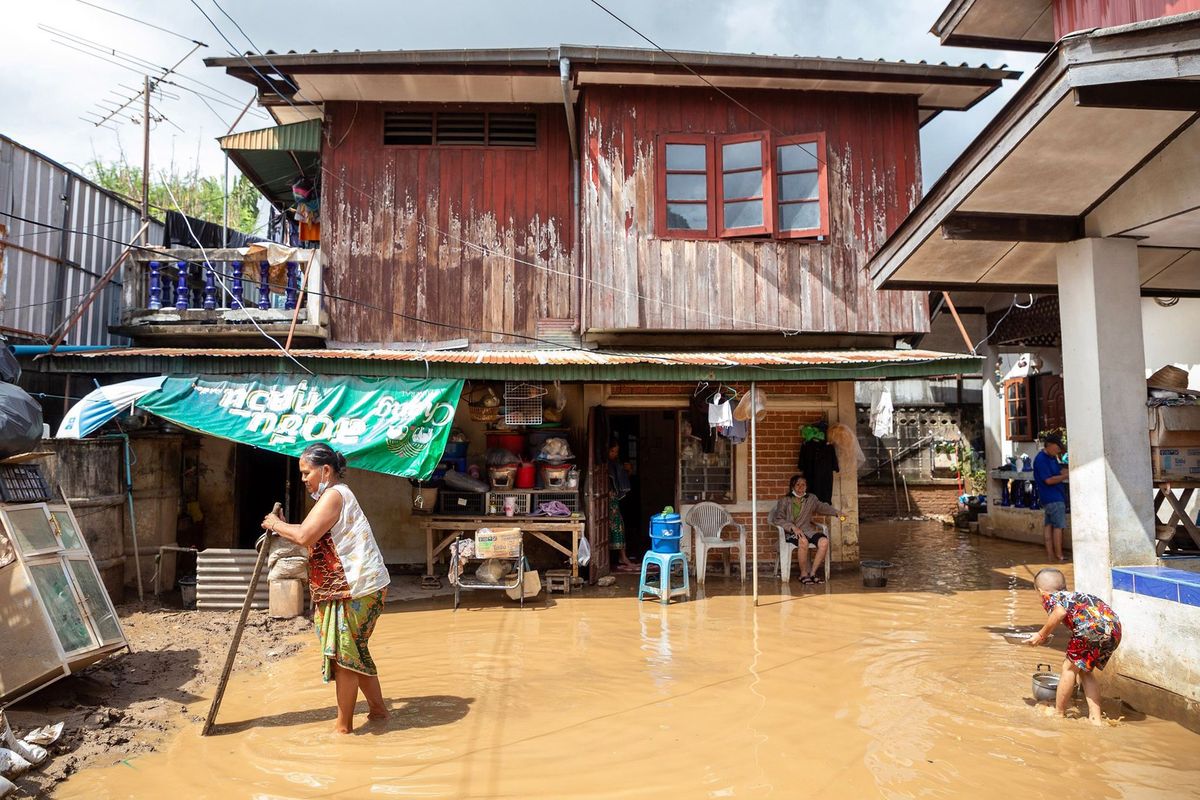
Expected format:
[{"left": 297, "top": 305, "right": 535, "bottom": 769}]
[{"left": 1142, "top": 298, "right": 1200, "bottom": 388}]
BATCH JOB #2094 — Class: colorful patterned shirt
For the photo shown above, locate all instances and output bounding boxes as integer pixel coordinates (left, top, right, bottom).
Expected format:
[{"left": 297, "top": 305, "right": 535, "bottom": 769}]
[
  {"left": 309, "top": 484, "right": 390, "bottom": 603},
  {"left": 1042, "top": 591, "right": 1120, "bottom": 643}
]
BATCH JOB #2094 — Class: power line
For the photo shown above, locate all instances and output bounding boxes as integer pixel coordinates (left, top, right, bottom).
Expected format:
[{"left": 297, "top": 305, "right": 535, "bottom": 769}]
[
  {"left": 75, "top": 0, "right": 207, "bottom": 46},
  {"left": 587, "top": 0, "right": 823, "bottom": 167}
]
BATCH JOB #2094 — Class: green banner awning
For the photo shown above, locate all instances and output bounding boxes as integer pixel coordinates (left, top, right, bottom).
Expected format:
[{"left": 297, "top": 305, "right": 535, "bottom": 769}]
[{"left": 137, "top": 375, "right": 463, "bottom": 479}]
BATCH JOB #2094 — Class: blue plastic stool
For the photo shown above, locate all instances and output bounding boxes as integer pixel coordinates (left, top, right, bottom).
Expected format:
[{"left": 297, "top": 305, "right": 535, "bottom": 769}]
[{"left": 638, "top": 551, "right": 689, "bottom": 604}]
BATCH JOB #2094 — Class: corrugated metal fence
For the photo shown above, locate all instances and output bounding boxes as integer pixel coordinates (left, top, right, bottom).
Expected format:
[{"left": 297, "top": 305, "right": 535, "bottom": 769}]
[{"left": 0, "top": 135, "right": 164, "bottom": 345}]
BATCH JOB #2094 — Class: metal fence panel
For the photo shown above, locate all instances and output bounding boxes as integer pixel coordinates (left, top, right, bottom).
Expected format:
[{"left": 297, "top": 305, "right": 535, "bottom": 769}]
[{"left": 0, "top": 136, "right": 163, "bottom": 345}]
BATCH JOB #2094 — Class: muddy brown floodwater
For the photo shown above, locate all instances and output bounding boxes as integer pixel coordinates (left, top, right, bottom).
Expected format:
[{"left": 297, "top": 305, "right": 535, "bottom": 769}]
[{"left": 57, "top": 521, "right": 1200, "bottom": 798}]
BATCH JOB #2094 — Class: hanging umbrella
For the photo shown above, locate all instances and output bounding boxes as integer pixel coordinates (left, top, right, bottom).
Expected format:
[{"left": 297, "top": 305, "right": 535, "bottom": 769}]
[{"left": 55, "top": 377, "right": 167, "bottom": 439}]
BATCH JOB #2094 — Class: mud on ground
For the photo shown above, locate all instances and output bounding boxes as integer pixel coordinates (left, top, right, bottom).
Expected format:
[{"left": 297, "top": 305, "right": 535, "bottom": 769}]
[{"left": 5, "top": 601, "right": 310, "bottom": 798}]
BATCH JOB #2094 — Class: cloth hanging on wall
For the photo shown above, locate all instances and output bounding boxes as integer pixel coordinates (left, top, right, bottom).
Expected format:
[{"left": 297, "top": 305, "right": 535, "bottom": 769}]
[
  {"left": 869, "top": 384, "right": 894, "bottom": 439},
  {"left": 689, "top": 393, "right": 716, "bottom": 453},
  {"left": 797, "top": 439, "right": 839, "bottom": 504}
]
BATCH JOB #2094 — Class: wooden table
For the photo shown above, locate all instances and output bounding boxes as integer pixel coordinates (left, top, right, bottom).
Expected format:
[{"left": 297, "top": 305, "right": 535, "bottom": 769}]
[
  {"left": 424, "top": 515, "right": 586, "bottom": 580},
  {"left": 1154, "top": 481, "right": 1200, "bottom": 555}
]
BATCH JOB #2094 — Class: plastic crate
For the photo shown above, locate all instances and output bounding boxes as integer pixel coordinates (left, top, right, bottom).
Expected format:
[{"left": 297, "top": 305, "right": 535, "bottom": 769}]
[
  {"left": 437, "top": 491, "right": 487, "bottom": 515},
  {"left": 0, "top": 464, "right": 53, "bottom": 503},
  {"left": 486, "top": 491, "right": 532, "bottom": 516},
  {"left": 529, "top": 490, "right": 581, "bottom": 513}
]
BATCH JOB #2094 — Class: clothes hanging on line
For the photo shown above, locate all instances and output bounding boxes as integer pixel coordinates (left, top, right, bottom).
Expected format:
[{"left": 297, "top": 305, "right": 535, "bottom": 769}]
[
  {"left": 798, "top": 439, "right": 839, "bottom": 504},
  {"left": 689, "top": 392, "right": 716, "bottom": 453},
  {"left": 869, "top": 383, "right": 894, "bottom": 439},
  {"left": 708, "top": 391, "right": 734, "bottom": 428}
]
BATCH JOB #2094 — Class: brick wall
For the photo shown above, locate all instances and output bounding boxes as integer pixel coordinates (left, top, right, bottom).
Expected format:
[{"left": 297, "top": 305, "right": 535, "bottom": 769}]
[{"left": 858, "top": 483, "right": 959, "bottom": 519}]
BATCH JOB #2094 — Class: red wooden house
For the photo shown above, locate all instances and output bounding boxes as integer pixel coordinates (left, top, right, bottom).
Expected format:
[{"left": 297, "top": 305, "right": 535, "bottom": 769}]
[{"left": 63, "top": 46, "right": 1013, "bottom": 578}]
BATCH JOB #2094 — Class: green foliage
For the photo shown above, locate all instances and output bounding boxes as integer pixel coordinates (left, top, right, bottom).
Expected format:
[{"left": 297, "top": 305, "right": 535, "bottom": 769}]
[
  {"left": 85, "top": 158, "right": 261, "bottom": 235},
  {"left": 1038, "top": 426, "right": 1068, "bottom": 449}
]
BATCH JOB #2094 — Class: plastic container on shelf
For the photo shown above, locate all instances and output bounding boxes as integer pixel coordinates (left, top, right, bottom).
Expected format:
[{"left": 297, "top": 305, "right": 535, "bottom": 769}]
[
  {"left": 444, "top": 441, "right": 469, "bottom": 460},
  {"left": 515, "top": 462, "right": 536, "bottom": 489},
  {"left": 486, "top": 432, "right": 527, "bottom": 459},
  {"left": 649, "top": 510, "right": 683, "bottom": 554}
]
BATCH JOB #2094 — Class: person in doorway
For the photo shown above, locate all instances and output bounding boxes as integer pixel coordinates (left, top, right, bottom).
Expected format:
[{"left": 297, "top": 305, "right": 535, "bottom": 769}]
[
  {"left": 767, "top": 474, "right": 843, "bottom": 585},
  {"left": 607, "top": 442, "right": 637, "bottom": 571},
  {"left": 1034, "top": 433, "right": 1069, "bottom": 562},
  {"left": 262, "top": 443, "right": 391, "bottom": 734},
  {"left": 1027, "top": 568, "right": 1121, "bottom": 726}
]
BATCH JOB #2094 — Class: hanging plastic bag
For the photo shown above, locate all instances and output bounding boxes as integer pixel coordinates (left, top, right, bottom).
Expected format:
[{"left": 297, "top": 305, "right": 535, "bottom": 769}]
[
  {"left": 733, "top": 388, "right": 767, "bottom": 422},
  {"left": 827, "top": 422, "right": 867, "bottom": 470},
  {"left": 578, "top": 534, "right": 592, "bottom": 567}
]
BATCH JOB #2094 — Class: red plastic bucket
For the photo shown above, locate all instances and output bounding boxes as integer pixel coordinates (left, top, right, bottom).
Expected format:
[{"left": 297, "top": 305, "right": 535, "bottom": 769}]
[
  {"left": 486, "top": 432, "right": 527, "bottom": 458},
  {"left": 515, "top": 462, "right": 536, "bottom": 489}
]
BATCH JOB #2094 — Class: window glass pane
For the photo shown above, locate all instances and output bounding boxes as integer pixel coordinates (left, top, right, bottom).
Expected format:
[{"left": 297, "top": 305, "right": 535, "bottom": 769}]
[
  {"left": 666, "top": 173, "right": 707, "bottom": 201},
  {"left": 52, "top": 511, "right": 84, "bottom": 551},
  {"left": 779, "top": 201, "right": 821, "bottom": 231},
  {"left": 665, "top": 143, "right": 707, "bottom": 170},
  {"left": 780, "top": 172, "right": 820, "bottom": 201},
  {"left": 778, "top": 142, "right": 818, "bottom": 172},
  {"left": 29, "top": 562, "right": 93, "bottom": 653},
  {"left": 724, "top": 200, "right": 763, "bottom": 229},
  {"left": 722, "top": 169, "right": 763, "bottom": 200},
  {"left": 68, "top": 559, "right": 121, "bottom": 643},
  {"left": 722, "top": 140, "right": 762, "bottom": 171},
  {"left": 5, "top": 508, "right": 58, "bottom": 555},
  {"left": 666, "top": 203, "right": 708, "bottom": 230}
]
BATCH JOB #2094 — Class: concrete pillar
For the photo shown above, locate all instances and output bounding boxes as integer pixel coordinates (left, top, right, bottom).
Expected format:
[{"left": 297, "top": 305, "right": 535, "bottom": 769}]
[
  {"left": 1056, "top": 238, "right": 1156, "bottom": 599},
  {"left": 979, "top": 343, "right": 1004, "bottom": 501}
]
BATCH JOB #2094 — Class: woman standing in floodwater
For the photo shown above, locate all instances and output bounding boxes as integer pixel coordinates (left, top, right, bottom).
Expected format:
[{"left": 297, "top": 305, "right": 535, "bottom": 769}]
[{"left": 262, "top": 443, "right": 391, "bottom": 734}]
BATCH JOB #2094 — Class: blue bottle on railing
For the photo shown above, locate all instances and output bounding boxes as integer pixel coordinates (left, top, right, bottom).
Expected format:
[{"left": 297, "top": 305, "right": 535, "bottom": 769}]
[
  {"left": 1021, "top": 454, "right": 1033, "bottom": 472},
  {"left": 649, "top": 509, "right": 683, "bottom": 554}
]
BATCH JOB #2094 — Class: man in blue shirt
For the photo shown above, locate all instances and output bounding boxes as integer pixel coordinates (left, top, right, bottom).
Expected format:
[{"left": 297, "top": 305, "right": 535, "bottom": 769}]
[{"left": 1034, "top": 433, "right": 1069, "bottom": 562}]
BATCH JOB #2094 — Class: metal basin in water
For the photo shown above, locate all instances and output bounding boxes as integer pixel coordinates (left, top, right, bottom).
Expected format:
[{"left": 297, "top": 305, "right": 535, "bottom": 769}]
[
  {"left": 860, "top": 560, "right": 894, "bottom": 588},
  {"left": 1032, "top": 664, "right": 1059, "bottom": 702}
]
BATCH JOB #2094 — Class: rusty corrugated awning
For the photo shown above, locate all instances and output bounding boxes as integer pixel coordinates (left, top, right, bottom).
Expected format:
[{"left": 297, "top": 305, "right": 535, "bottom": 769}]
[
  {"left": 218, "top": 120, "right": 321, "bottom": 208},
  {"left": 49, "top": 347, "right": 982, "bottom": 382}
]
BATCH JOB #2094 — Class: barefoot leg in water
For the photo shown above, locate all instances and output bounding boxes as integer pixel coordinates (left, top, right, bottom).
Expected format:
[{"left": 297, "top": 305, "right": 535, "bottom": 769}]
[
  {"left": 333, "top": 664, "right": 358, "bottom": 734},
  {"left": 1055, "top": 658, "right": 1078, "bottom": 718},
  {"left": 1079, "top": 670, "right": 1104, "bottom": 726},
  {"left": 361, "top": 675, "right": 388, "bottom": 720}
]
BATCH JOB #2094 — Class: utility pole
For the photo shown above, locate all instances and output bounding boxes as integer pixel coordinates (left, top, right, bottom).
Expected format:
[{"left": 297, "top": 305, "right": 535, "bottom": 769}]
[{"left": 141, "top": 74, "right": 151, "bottom": 246}]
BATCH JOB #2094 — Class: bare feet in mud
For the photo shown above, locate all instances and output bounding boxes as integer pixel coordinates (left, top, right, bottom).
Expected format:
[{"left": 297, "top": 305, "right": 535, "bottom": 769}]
[
  {"left": 334, "top": 724, "right": 352, "bottom": 735},
  {"left": 367, "top": 704, "right": 389, "bottom": 721}
]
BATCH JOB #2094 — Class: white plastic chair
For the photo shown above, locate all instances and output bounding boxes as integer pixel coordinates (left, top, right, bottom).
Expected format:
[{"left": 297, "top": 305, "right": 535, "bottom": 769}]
[
  {"left": 685, "top": 502, "right": 746, "bottom": 584},
  {"left": 775, "top": 523, "right": 831, "bottom": 584}
]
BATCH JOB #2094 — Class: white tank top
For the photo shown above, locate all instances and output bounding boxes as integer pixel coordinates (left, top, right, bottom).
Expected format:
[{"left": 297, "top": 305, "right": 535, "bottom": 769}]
[{"left": 323, "top": 483, "right": 390, "bottom": 599}]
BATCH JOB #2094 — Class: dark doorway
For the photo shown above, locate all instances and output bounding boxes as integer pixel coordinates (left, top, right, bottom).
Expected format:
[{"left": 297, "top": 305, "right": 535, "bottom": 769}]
[
  {"left": 606, "top": 410, "right": 678, "bottom": 559},
  {"left": 234, "top": 445, "right": 297, "bottom": 549}
]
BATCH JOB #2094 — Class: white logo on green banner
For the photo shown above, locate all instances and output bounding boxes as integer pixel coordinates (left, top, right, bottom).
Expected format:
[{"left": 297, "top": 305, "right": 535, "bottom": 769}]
[{"left": 137, "top": 375, "right": 464, "bottom": 479}]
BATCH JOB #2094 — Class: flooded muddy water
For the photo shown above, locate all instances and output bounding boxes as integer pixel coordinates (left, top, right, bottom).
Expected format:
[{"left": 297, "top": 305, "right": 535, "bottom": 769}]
[{"left": 60, "top": 522, "right": 1200, "bottom": 798}]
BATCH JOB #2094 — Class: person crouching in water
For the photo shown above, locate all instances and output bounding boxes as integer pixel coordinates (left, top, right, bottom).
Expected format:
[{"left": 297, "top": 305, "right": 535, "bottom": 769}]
[
  {"left": 262, "top": 443, "right": 391, "bottom": 734},
  {"left": 1027, "top": 568, "right": 1121, "bottom": 725},
  {"left": 767, "top": 474, "right": 842, "bottom": 585}
]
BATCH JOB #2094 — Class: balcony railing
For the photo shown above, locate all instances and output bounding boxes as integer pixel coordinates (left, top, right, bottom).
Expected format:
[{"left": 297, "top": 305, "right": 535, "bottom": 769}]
[{"left": 118, "top": 248, "right": 326, "bottom": 345}]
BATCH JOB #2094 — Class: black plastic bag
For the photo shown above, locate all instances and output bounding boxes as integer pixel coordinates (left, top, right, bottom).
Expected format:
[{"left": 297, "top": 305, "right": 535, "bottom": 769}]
[
  {"left": 0, "top": 341, "right": 20, "bottom": 384},
  {"left": 0, "top": 383, "right": 44, "bottom": 456}
]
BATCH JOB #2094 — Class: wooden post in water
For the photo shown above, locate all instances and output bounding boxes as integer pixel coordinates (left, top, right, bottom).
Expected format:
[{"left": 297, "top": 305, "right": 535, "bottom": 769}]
[{"left": 751, "top": 381, "right": 759, "bottom": 606}]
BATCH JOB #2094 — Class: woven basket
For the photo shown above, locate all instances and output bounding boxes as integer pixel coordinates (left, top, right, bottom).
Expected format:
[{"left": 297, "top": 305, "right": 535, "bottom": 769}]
[{"left": 469, "top": 404, "right": 500, "bottom": 423}]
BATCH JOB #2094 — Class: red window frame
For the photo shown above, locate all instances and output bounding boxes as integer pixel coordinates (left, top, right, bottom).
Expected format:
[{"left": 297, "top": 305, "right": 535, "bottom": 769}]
[
  {"left": 655, "top": 131, "right": 829, "bottom": 241},
  {"left": 656, "top": 134, "right": 715, "bottom": 239},
  {"left": 774, "top": 132, "right": 829, "bottom": 239},
  {"left": 716, "top": 132, "right": 773, "bottom": 238}
]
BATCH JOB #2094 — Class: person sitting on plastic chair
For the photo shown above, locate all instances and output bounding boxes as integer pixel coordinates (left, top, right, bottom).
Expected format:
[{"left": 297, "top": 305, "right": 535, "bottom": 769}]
[{"left": 767, "top": 474, "right": 842, "bottom": 585}]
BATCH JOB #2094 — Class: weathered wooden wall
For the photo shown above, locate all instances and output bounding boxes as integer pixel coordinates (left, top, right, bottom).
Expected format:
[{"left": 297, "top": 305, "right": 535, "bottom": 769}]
[
  {"left": 581, "top": 86, "right": 929, "bottom": 335},
  {"left": 322, "top": 102, "right": 576, "bottom": 345},
  {"left": 1053, "top": 0, "right": 1200, "bottom": 39}
]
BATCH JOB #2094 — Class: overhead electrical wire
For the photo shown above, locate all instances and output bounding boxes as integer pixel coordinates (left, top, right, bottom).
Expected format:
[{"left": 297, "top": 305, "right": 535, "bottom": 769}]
[{"left": 75, "top": 0, "right": 207, "bottom": 46}]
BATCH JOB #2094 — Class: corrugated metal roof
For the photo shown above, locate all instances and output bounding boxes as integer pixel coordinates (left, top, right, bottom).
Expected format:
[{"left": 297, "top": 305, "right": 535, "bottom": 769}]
[
  {"left": 52, "top": 347, "right": 981, "bottom": 382},
  {"left": 217, "top": 120, "right": 322, "bottom": 153}
]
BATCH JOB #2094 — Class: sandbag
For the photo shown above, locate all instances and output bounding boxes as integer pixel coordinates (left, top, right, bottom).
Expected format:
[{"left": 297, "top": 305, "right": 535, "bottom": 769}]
[
  {"left": 0, "top": 383, "right": 42, "bottom": 457},
  {"left": 474, "top": 558, "right": 508, "bottom": 584},
  {"left": 268, "top": 537, "right": 309, "bottom": 581}
]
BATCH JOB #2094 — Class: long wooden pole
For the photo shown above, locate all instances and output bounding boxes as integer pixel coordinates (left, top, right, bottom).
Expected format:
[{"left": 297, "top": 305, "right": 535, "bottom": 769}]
[
  {"left": 201, "top": 503, "right": 279, "bottom": 736},
  {"left": 941, "top": 292, "right": 975, "bottom": 352},
  {"left": 750, "top": 381, "right": 759, "bottom": 607}
]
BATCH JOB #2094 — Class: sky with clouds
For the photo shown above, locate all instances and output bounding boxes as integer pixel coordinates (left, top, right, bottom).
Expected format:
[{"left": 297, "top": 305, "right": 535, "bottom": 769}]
[{"left": 1, "top": 0, "right": 1040, "bottom": 191}]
